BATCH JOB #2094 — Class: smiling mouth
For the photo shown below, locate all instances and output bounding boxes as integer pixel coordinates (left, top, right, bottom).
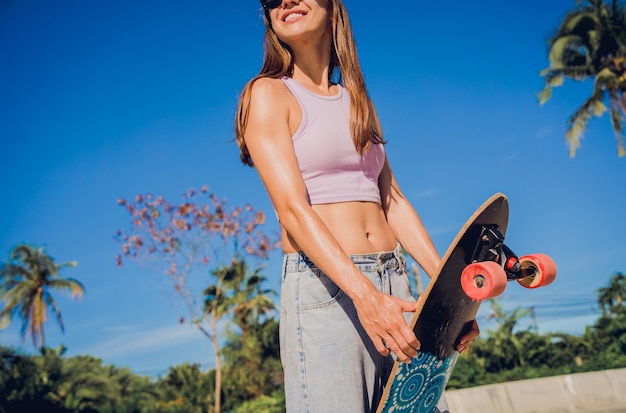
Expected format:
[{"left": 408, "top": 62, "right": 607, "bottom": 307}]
[{"left": 284, "top": 12, "right": 304, "bottom": 22}]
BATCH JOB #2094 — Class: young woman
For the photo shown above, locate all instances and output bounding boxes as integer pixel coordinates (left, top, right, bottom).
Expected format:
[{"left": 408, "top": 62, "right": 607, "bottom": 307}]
[{"left": 235, "top": 1, "right": 478, "bottom": 411}]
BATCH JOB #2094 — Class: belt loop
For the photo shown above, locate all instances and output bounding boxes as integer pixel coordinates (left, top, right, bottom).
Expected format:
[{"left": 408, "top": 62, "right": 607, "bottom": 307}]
[
  {"left": 397, "top": 244, "right": 406, "bottom": 270},
  {"left": 376, "top": 251, "right": 384, "bottom": 273},
  {"left": 281, "top": 254, "right": 289, "bottom": 282},
  {"left": 298, "top": 252, "right": 308, "bottom": 271},
  {"left": 293, "top": 252, "right": 300, "bottom": 268}
]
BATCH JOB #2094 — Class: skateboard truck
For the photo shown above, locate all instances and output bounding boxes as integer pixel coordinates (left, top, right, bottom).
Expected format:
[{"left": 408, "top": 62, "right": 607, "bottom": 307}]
[
  {"left": 469, "top": 224, "right": 539, "bottom": 281},
  {"left": 463, "top": 224, "right": 556, "bottom": 300}
]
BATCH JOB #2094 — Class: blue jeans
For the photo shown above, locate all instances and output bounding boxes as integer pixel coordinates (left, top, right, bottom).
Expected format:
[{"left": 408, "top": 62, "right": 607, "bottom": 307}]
[{"left": 279, "top": 244, "right": 450, "bottom": 413}]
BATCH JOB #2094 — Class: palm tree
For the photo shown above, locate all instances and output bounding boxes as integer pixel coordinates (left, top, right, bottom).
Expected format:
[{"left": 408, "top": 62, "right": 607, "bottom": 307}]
[
  {"left": 597, "top": 272, "right": 626, "bottom": 315},
  {"left": 202, "top": 258, "right": 276, "bottom": 413},
  {"left": 538, "top": 0, "right": 626, "bottom": 157},
  {"left": 0, "top": 244, "right": 85, "bottom": 350}
]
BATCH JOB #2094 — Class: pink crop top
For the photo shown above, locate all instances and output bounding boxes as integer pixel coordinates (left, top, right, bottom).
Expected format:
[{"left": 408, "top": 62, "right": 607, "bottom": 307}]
[{"left": 282, "top": 77, "right": 385, "bottom": 205}]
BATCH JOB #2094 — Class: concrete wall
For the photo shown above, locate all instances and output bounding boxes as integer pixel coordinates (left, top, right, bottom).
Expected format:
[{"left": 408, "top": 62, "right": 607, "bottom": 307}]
[{"left": 445, "top": 368, "right": 626, "bottom": 413}]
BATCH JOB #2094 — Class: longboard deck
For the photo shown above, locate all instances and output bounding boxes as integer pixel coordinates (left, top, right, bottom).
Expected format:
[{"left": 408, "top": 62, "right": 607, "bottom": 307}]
[{"left": 376, "top": 193, "right": 509, "bottom": 413}]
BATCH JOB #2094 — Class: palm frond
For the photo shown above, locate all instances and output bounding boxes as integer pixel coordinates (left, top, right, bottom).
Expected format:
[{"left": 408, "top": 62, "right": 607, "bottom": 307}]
[
  {"left": 57, "top": 261, "right": 79, "bottom": 270},
  {"left": 48, "top": 278, "right": 86, "bottom": 299},
  {"left": 9, "top": 245, "right": 36, "bottom": 261},
  {"left": 609, "top": 100, "right": 626, "bottom": 156},
  {"left": 566, "top": 95, "right": 601, "bottom": 156},
  {"left": 0, "top": 264, "right": 30, "bottom": 280},
  {"left": 0, "top": 312, "right": 10, "bottom": 329},
  {"left": 537, "top": 73, "right": 564, "bottom": 105},
  {"left": 548, "top": 35, "right": 590, "bottom": 71},
  {"left": 45, "top": 292, "right": 65, "bottom": 333},
  {"left": 596, "top": 65, "right": 620, "bottom": 86},
  {"left": 560, "top": 11, "right": 601, "bottom": 42}
]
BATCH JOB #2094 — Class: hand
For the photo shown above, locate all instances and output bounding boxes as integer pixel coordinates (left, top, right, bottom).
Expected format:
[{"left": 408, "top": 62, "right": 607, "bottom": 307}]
[
  {"left": 352, "top": 290, "right": 420, "bottom": 363},
  {"left": 456, "top": 319, "right": 480, "bottom": 353}
]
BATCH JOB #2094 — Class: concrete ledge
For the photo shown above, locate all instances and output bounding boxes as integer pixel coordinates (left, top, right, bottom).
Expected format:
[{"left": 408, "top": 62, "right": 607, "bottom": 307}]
[{"left": 445, "top": 368, "right": 626, "bottom": 413}]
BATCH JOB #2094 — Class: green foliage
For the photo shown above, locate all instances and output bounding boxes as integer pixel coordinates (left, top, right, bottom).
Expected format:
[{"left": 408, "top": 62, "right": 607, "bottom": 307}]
[
  {"left": 233, "top": 391, "right": 286, "bottom": 413},
  {"left": 153, "top": 362, "right": 211, "bottom": 413},
  {"left": 221, "top": 318, "right": 283, "bottom": 412},
  {"left": 0, "top": 345, "right": 160, "bottom": 413},
  {"left": 538, "top": 0, "right": 626, "bottom": 157},
  {"left": 0, "top": 319, "right": 284, "bottom": 413},
  {"left": 0, "top": 346, "right": 62, "bottom": 413},
  {"left": 0, "top": 244, "right": 85, "bottom": 350}
]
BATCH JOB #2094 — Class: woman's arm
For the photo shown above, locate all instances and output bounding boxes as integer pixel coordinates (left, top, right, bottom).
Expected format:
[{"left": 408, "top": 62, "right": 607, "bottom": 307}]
[
  {"left": 379, "top": 158, "right": 480, "bottom": 351},
  {"left": 379, "top": 157, "right": 440, "bottom": 278},
  {"left": 243, "top": 78, "right": 419, "bottom": 362}
]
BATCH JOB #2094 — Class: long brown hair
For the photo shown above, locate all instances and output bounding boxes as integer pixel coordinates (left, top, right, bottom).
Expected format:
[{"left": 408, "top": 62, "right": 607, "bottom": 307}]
[{"left": 235, "top": 0, "right": 385, "bottom": 166}]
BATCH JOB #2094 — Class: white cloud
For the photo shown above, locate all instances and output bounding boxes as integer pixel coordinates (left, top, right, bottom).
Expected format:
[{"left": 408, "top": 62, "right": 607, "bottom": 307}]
[{"left": 82, "top": 324, "right": 205, "bottom": 359}]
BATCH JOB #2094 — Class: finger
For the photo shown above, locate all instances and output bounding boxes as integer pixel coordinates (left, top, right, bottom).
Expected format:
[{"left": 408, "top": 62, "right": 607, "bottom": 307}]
[
  {"left": 461, "top": 328, "right": 480, "bottom": 343},
  {"left": 372, "top": 332, "right": 415, "bottom": 362},
  {"left": 369, "top": 333, "right": 391, "bottom": 357},
  {"left": 457, "top": 320, "right": 480, "bottom": 352},
  {"left": 458, "top": 343, "right": 469, "bottom": 353},
  {"left": 382, "top": 298, "right": 420, "bottom": 355},
  {"left": 397, "top": 298, "right": 419, "bottom": 313},
  {"left": 397, "top": 324, "right": 420, "bottom": 353},
  {"left": 385, "top": 337, "right": 413, "bottom": 363},
  {"left": 464, "top": 320, "right": 480, "bottom": 340},
  {"left": 391, "top": 298, "right": 420, "bottom": 348},
  {"left": 457, "top": 339, "right": 471, "bottom": 352},
  {"left": 386, "top": 325, "right": 421, "bottom": 360}
]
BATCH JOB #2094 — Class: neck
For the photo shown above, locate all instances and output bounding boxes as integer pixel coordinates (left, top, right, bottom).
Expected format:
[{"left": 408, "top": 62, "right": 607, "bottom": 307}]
[{"left": 290, "top": 33, "right": 334, "bottom": 94}]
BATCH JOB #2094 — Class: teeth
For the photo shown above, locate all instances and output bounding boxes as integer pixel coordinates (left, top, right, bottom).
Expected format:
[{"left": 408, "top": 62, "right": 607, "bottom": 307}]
[{"left": 285, "top": 12, "right": 303, "bottom": 22}]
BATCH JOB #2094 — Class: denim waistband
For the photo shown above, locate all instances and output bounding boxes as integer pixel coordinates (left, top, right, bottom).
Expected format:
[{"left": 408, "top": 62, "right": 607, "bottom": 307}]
[{"left": 282, "top": 243, "right": 405, "bottom": 273}]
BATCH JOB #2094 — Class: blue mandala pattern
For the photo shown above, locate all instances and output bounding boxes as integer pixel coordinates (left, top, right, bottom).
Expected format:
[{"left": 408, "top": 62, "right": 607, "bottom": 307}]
[{"left": 379, "top": 352, "right": 458, "bottom": 413}]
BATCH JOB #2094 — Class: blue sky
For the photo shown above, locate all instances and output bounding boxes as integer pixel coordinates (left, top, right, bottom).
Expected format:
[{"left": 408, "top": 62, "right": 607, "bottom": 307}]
[{"left": 1, "top": 0, "right": 625, "bottom": 377}]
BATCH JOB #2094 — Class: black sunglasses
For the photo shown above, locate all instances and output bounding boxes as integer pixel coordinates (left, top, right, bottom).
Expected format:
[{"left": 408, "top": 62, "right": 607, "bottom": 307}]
[{"left": 260, "top": 0, "right": 282, "bottom": 10}]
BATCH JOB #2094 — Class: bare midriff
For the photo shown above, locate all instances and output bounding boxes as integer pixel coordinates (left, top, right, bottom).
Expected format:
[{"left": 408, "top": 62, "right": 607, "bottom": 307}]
[{"left": 281, "top": 201, "right": 398, "bottom": 255}]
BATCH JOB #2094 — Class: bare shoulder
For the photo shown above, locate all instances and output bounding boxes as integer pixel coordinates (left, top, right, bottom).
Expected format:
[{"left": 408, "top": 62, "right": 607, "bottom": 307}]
[
  {"left": 244, "top": 77, "right": 301, "bottom": 182},
  {"left": 246, "top": 77, "right": 292, "bottom": 137},
  {"left": 248, "top": 77, "right": 289, "bottom": 109}
]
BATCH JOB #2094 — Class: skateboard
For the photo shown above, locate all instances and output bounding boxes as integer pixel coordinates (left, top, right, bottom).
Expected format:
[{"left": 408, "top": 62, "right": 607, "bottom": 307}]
[{"left": 376, "top": 192, "right": 557, "bottom": 413}]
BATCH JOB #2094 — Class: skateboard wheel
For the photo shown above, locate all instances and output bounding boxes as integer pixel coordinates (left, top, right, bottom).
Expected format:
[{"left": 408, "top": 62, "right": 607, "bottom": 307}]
[
  {"left": 517, "top": 254, "right": 557, "bottom": 289},
  {"left": 461, "top": 261, "right": 507, "bottom": 301}
]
